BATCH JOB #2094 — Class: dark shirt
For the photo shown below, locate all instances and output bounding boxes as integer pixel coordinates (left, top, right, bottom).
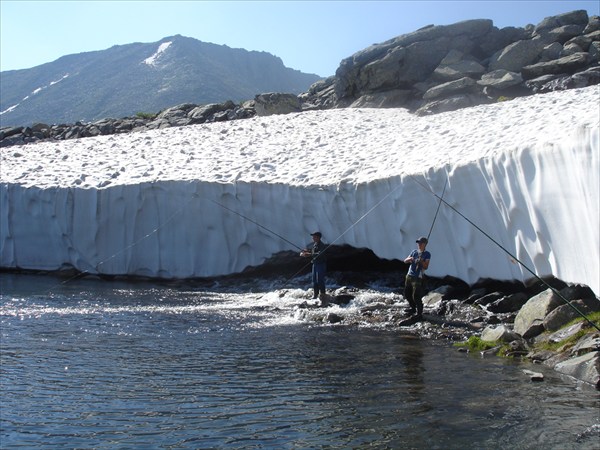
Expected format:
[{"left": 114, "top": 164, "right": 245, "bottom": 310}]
[{"left": 311, "top": 241, "right": 327, "bottom": 264}]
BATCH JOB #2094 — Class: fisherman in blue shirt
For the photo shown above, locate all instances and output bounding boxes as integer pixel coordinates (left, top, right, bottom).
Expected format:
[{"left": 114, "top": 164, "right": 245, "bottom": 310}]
[
  {"left": 300, "top": 231, "right": 327, "bottom": 301},
  {"left": 403, "top": 236, "right": 431, "bottom": 320}
]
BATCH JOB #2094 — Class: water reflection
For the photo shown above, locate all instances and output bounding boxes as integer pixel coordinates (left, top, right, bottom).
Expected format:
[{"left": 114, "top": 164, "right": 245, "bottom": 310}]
[{"left": 1, "top": 273, "right": 599, "bottom": 449}]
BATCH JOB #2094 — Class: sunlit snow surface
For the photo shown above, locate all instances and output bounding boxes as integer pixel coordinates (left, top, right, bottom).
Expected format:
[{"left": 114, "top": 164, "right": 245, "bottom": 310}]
[{"left": 1, "top": 86, "right": 598, "bottom": 293}]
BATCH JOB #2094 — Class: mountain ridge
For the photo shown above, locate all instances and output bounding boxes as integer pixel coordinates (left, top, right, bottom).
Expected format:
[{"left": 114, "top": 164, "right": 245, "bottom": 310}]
[{"left": 0, "top": 34, "right": 321, "bottom": 126}]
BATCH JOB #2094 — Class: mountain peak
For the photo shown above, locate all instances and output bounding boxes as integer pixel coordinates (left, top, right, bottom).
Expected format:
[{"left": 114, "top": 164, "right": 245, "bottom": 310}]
[{"left": 0, "top": 36, "right": 321, "bottom": 126}]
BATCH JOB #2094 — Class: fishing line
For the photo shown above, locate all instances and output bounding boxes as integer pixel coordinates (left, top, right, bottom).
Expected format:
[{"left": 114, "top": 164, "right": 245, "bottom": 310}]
[
  {"left": 211, "top": 199, "right": 303, "bottom": 251},
  {"left": 427, "top": 176, "right": 448, "bottom": 241},
  {"left": 271, "top": 181, "right": 408, "bottom": 290},
  {"left": 409, "top": 175, "right": 600, "bottom": 332},
  {"left": 34, "top": 189, "right": 199, "bottom": 295},
  {"left": 322, "top": 181, "right": 405, "bottom": 252}
]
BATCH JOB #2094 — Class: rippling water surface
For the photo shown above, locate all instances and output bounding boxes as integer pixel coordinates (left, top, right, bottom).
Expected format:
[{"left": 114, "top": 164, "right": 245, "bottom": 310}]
[{"left": 1, "top": 273, "right": 598, "bottom": 449}]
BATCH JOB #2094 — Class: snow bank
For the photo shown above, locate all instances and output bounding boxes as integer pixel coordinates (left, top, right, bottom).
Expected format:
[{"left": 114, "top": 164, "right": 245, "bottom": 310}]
[{"left": 1, "top": 86, "right": 598, "bottom": 293}]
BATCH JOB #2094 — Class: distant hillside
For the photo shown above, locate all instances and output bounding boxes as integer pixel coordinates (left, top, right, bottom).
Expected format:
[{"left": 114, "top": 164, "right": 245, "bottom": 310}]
[{"left": 0, "top": 35, "right": 322, "bottom": 127}]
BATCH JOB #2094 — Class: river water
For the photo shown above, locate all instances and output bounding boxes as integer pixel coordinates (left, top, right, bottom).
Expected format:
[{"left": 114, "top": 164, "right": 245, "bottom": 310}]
[{"left": 1, "top": 273, "right": 598, "bottom": 449}]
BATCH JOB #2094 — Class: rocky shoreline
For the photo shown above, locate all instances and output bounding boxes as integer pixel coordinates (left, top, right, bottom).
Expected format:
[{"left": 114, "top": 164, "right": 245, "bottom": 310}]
[
  {"left": 227, "top": 248, "right": 600, "bottom": 390},
  {"left": 289, "top": 270, "right": 600, "bottom": 390}
]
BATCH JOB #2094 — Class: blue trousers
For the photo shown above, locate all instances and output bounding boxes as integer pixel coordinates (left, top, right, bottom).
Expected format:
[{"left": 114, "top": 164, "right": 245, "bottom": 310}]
[{"left": 312, "top": 262, "right": 326, "bottom": 295}]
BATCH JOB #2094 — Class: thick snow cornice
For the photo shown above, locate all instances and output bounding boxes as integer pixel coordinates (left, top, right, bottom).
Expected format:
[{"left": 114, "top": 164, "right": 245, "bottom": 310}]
[{"left": 1, "top": 86, "right": 599, "bottom": 293}]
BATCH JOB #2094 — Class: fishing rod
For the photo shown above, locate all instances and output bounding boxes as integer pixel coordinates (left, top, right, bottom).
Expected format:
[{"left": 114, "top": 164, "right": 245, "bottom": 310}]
[
  {"left": 321, "top": 181, "right": 405, "bottom": 252},
  {"left": 426, "top": 177, "right": 448, "bottom": 242},
  {"left": 39, "top": 194, "right": 302, "bottom": 294},
  {"left": 211, "top": 199, "right": 303, "bottom": 251},
  {"left": 267, "top": 181, "right": 408, "bottom": 289},
  {"left": 211, "top": 198, "right": 325, "bottom": 289},
  {"left": 409, "top": 174, "right": 600, "bottom": 332},
  {"left": 37, "top": 188, "right": 199, "bottom": 293}
]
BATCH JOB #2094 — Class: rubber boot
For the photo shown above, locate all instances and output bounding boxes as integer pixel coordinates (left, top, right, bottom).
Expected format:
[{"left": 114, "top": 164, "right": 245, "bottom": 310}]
[{"left": 319, "top": 290, "right": 329, "bottom": 307}]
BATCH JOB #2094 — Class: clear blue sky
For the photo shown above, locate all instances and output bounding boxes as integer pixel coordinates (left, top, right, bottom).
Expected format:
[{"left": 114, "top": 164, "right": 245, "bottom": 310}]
[{"left": 1, "top": 1, "right": 599, "bottom": 77}]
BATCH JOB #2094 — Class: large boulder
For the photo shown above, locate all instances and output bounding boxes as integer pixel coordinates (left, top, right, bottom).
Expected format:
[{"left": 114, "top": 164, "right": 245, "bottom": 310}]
[
  {"left": 514, "top": 288, "right": 564, "bottom": 338},
  {"left": 423, "top": 77, "right": 478, "bottom": 100},
  {"left": 488, "top": 36, "right": 549, "bottom": 72},
  {"left": 544, "top": 298, "right": 600, "bottom": 332},
  {"left": 334, "top": 19, "right": 493, "bottom": 100},
  {"left": 553, "top": 351, "right": 600, "bottom": 389},
  {"left": 481, "top": 324, "right": 522, "bottom": 343},
  {"left": 188, "top": 101, "right": 236, "bottom": 123},
  {"left": 432, "top": 49, "right": 486, "bottom": 81},
  {"left": 533, "top": 10, "right": 589, "bottom": 34},
  {"left": 521, "top": 52, "right": 592, "bottom": 79},
  {"left": 254, "top": 93, "right": 301, "bottom": 116},
  {"left": 349, "top": 89, "right": 412, "bottom": 108},
  {"left": 415, "top": 94, "right": 483, "bottom": 116},
  {"left": 477, "top": 69, "right": 523, "bottom": 89}
]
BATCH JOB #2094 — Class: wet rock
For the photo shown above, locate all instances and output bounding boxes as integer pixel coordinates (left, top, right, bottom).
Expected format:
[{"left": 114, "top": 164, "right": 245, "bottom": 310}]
[
  {"left": 570, "top": 333, "right": 600, "bottom": 356},
  {"left": 553, "top": 351, "right": 600, "bottom": 389},
  {"left": 472, "top": 278, "right": 526, "bottom": 295},
  {"left": 537, "top": 321, "right": 588, "bottom": 345},
  {"left": 527, "top": 349, "right": 557, "bottom": 363},
  {"left": 523, "top": 369, "right": 545, "bottom": 381},
  {"left": 422, "top": 286, "right": 450, "bottom": 307},
  {"left": 543, "top": 299, "right": 596, "bottom": 332},
  {"left": 560, "top": 284, "right": 598, "bottom": 302},
  {"left": 330, "top": 294, "right": 354, "bottom": 306},
  {"left": 475, "top": 291, "right": 504, "bottom": 306},
  {"left": 325, "top": 312, "right": 344, "bottom": 324}
]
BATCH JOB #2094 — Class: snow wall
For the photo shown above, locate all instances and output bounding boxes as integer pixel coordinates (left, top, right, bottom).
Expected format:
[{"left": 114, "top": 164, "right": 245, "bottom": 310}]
[{"left": 1, "top": 125, "right": 598, "bottom": 295}]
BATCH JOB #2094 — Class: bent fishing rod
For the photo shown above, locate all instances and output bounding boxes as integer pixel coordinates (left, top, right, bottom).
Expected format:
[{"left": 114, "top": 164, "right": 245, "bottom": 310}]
[
  {"left": 211, "top": 199, "right": 304, "bottom": 251},
  {"left": 211, "top": 199, "right": 324, "bottom": 286},
  {"left": 427, "top": 177, "right": 447, "bottom": 242},
  {"left": 409, "top": 175, "right": 600, "bottom": 332},
  {"left": 38, "top": 188, "right": 200, "bottom": 294},
  {"left": 281, "top": 181, "right": 413, "bottom": 287},
  {"left": 229, "top": 181, "right": 408, "bottom": 287}
]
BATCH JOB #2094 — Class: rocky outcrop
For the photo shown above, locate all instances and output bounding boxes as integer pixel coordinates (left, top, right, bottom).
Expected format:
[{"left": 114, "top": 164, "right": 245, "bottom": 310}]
[
  {"left": 1, "top": 9, "right": 598, "bottom": 148},
  {"left": 0, "top": 100, "right": 255, "bottom": 148},
  {"left": 305, "top": 9, "right": 599, "bottom": 115},
  {"left": 311, "top": 275, "right": 599, "bottom": 387}
]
